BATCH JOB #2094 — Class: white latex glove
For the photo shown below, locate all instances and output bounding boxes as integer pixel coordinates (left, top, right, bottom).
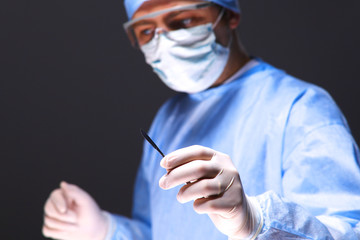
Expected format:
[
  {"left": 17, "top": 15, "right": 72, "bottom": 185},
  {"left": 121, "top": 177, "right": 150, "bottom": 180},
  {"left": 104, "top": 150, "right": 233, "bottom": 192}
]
[
  {"left": 42, "top": 181, "right": 109, "bottom": 240},
  {"left": 159, "top": 145, "right": 262, "bottom": 239}
]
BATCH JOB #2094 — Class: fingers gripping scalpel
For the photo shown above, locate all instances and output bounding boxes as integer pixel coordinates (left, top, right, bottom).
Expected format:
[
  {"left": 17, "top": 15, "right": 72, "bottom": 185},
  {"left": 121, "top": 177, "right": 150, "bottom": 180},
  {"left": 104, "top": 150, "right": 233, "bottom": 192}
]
[{"left": 141, "top": 129, "right": 192, "bottom": 184}]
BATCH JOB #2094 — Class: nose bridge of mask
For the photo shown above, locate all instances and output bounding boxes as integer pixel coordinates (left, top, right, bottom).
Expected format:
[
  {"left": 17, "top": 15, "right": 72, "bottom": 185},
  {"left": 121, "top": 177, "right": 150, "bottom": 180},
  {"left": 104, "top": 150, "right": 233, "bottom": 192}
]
[
  {"left": 142, "top": 23, "right": 213, "bottom": 57},
  {"left": 166, "top": 23, "right": 213, "bottom": 45}
]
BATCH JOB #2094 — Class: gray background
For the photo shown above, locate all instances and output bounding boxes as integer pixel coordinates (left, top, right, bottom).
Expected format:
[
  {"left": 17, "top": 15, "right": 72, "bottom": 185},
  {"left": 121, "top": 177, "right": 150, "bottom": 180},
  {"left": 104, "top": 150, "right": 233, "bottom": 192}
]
[{"left": 1, "top": 0, "right": 359, "bottom": 239}]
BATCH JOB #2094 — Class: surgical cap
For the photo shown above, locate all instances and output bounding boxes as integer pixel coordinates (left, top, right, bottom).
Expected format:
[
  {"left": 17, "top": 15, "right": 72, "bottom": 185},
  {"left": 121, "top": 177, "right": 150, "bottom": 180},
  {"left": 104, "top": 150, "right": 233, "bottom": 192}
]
[{"left": 124, "top": 0, "right": 240, "bottom": 20}]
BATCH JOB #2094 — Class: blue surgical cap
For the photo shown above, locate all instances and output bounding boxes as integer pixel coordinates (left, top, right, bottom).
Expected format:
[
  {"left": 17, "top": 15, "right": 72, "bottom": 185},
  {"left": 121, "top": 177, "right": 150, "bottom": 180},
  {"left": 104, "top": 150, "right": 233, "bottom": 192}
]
[{"left": 124, "top": 0, "right": 240, "bottom": 20}]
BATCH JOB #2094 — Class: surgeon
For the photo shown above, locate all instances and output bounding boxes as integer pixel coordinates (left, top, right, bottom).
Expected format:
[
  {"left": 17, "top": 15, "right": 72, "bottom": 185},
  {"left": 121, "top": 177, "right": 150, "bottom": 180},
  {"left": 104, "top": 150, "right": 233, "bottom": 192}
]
[{"left": 42, "top": 0, "right": 360, "bottom": 239}]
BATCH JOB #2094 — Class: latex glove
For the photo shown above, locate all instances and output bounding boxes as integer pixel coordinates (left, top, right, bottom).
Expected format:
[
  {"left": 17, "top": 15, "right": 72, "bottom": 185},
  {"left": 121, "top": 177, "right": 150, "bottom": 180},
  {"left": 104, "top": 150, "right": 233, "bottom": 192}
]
[
  {"left": 159, "top": 145, "right": 261, "bottom": 239},
  {"left": 42, "top": 181, "right": 109, "bottom": 240}
]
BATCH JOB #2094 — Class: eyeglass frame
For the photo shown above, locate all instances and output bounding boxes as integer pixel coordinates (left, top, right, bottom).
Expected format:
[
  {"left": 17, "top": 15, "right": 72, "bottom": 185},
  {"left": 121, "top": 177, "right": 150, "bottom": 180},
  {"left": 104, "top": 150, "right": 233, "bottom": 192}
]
[{"left": 123, "top": 2, "right": 215, "bottom": 47}]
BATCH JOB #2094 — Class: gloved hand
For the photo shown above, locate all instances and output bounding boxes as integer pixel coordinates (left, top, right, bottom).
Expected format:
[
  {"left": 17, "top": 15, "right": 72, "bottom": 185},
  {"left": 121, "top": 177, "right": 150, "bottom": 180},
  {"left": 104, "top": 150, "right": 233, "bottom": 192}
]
[
  {"left": 42, "top": 181, "right": 109, "bottom": 240},
  {"left": 159, "top": 145, "right": 262, "bottom": 239}
]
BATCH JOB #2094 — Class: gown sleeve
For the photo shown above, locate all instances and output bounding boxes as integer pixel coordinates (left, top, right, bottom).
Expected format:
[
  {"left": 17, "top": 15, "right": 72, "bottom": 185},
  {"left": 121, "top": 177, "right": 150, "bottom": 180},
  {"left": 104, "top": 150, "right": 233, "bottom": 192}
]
[{"left": 254, "top": 86, "right": 360, "bottom": 239}]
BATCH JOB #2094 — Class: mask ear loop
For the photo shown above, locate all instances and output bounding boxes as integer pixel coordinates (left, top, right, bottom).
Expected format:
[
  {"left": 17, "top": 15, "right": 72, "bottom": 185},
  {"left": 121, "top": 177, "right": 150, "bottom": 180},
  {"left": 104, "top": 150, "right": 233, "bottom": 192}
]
[
  {"left": 212, "top": 7, "right": 226, "bottom": 30},
  {"left": 212, "top": 7, "right": 233, "bottom": 48}
]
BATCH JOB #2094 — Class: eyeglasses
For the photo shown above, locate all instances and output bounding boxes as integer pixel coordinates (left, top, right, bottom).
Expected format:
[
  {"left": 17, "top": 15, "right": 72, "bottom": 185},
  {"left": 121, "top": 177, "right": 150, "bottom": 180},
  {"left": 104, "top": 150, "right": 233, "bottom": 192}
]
[{"left": 123, "top": 2, "right": 215, "bottom": 47}]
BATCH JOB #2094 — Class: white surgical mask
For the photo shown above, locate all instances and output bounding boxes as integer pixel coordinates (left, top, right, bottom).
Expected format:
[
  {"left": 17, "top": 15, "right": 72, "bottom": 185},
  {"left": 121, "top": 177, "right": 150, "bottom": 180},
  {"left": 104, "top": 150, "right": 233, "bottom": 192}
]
[{"left": 140, "top": 10, "right": 230, "bottom": 93}]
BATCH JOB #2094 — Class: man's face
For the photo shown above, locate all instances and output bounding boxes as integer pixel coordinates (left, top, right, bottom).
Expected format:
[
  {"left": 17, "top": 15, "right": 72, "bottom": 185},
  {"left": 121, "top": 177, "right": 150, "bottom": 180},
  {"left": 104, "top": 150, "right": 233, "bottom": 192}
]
[{"left": 127, "top": 0, "right": 233, "bottom": 47}]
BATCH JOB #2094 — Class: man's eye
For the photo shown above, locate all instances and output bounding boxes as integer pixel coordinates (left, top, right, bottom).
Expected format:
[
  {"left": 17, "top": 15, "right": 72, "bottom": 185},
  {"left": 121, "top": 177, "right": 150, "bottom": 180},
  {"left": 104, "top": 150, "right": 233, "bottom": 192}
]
[
  {"left": 169, "top": 18, "right": 195, "bottom": 30},
  {"left": 181, "top": 18, "right": 192, "bottom": 26},
  {"left": 141, "top": 29, "right": 153, "bottom": 36}
]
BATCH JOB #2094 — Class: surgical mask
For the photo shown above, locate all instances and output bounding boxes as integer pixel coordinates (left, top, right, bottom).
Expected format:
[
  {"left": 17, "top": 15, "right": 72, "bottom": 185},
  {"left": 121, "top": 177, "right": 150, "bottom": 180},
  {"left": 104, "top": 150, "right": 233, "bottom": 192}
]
[{"left": 140, "top": 10, "right": 230, "bottom": 93}]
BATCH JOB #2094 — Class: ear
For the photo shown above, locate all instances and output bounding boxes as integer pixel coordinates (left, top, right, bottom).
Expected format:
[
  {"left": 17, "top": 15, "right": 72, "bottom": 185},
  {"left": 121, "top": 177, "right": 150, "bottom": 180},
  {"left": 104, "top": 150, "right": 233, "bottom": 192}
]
[{"left": 226, "top": 10, "right": 241, "bottom": 29}]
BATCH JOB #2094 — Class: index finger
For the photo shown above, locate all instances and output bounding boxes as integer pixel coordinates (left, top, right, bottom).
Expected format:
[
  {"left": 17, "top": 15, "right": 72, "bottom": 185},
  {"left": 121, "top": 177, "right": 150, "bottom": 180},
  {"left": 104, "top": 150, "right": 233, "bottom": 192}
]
[{"left": 161, "top": 145, "right": 215, "bottom": 170}]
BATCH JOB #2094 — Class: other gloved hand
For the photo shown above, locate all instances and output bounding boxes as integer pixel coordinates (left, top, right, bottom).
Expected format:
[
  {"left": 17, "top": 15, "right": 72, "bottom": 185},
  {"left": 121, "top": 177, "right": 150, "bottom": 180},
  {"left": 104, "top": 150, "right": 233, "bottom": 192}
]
[
  {"left": 42, "top": 181, "right": 109, "bottom": 240},
  {"left": 159, "top": 145, "right": 261, "bottom": 239}
]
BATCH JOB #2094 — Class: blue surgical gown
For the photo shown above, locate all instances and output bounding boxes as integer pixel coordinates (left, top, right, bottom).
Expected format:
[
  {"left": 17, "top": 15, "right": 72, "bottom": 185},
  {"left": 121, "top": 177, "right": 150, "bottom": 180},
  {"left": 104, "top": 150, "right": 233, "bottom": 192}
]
[{"left": 109, "top": 60, "right": 360, "bottom": 239}]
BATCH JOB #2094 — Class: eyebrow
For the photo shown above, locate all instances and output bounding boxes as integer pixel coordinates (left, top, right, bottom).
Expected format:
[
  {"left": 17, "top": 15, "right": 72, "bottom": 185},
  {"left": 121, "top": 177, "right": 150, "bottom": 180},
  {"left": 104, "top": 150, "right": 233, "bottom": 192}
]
[
  {"left": 131, "top": 20, "right": 154, "bottom": 29},
  {"left": 165, "top": 8, "right": 198, "bottom": 20},
  {"left": 162, "top": 9, "right": 205, "bottom": 28}
]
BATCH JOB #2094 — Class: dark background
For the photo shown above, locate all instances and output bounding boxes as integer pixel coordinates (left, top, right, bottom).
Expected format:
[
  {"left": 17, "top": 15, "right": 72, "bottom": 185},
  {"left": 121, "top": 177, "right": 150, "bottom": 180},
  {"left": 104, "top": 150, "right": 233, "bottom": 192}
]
[{"left": 1, "top": 0, "right": 359, "bottom": 239}]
